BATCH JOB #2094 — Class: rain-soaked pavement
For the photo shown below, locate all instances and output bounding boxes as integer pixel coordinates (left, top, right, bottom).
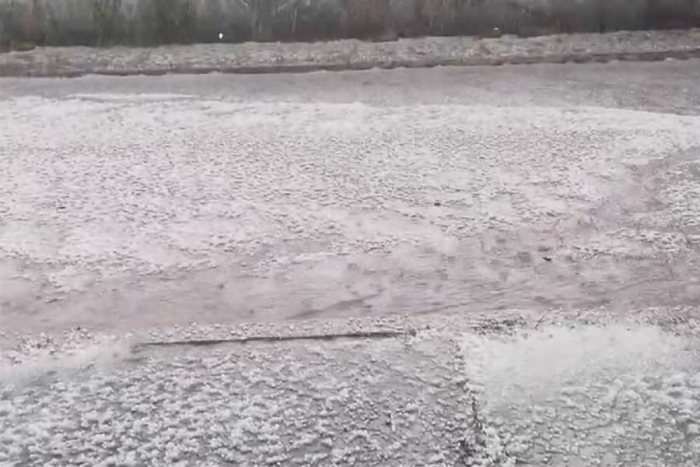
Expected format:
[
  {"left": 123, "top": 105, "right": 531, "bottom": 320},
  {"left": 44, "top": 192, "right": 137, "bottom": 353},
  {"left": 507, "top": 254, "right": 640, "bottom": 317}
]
[
  {"left": 2, "top": 60, "right": 700, "bottom": 333},
  {"left": 2, "top": 59, "right": 700, "bottom": 465}
]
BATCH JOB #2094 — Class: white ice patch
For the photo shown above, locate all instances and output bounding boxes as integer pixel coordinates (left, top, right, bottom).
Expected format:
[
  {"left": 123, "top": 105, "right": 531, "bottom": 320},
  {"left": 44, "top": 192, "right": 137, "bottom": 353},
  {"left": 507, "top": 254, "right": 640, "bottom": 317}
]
[
  {"left": 462, "top": 325, "right": 693, "bottom": 402},
  {"left": 0, "top": 340, "right": 132, "bottom": 386},
  {"left": 460, "top": 325, "right": 700, "bottom": 466}
]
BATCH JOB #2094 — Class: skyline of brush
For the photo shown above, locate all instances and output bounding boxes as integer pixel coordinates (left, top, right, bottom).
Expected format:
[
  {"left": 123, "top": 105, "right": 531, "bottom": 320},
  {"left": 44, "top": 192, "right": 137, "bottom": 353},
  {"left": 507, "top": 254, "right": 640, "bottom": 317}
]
[{"left": 1, "top": 0, "right": 699, "bottom": 48}]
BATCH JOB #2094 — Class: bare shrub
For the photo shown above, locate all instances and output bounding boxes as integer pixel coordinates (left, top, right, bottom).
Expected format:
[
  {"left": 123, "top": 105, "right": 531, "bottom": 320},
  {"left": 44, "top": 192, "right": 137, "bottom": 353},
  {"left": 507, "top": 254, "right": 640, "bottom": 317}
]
[{"left": 0, "top": 0, "right": 698, "bottom": 47}]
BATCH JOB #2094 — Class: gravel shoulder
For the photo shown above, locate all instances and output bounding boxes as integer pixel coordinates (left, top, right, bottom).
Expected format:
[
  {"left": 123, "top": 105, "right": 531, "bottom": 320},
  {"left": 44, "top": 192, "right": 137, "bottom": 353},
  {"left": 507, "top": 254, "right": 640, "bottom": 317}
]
[{"left": 1, "top": 29, "right": 700, "bottom": 77}]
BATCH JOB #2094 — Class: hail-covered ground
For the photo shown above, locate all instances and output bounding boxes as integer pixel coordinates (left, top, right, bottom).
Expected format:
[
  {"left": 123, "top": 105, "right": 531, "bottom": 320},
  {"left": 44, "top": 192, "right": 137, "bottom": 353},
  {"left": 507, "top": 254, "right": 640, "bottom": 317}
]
[{"left": 2, "top": 59, "right": 700, "bottom": 465}]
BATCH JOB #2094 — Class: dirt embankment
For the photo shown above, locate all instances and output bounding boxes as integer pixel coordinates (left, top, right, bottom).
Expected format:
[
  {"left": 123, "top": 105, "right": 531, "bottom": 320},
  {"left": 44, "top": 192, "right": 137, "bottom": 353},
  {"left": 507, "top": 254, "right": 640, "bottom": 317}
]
[{"left": 1, "top": 0, "right": 700, "bottom": 49}]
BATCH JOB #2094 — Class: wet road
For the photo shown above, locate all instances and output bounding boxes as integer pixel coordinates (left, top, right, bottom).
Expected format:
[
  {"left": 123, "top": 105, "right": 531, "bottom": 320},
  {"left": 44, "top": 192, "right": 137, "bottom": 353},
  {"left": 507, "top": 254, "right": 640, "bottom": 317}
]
[
  {"left": 2, "top": 60, "right": 700, "bottom": 466},
  {"left": 2, "top": 319, "right": 700, "bottom": 466},
  {"left": 2, "top": 60, "right": 700, "bottom": 334}
]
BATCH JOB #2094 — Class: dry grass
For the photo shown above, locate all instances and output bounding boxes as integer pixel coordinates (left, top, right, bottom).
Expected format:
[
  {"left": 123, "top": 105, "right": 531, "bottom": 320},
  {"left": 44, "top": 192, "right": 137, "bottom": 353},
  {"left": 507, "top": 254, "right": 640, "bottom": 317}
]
[{"left": 1, "top": 0, "right": 699, "bottom": 48}]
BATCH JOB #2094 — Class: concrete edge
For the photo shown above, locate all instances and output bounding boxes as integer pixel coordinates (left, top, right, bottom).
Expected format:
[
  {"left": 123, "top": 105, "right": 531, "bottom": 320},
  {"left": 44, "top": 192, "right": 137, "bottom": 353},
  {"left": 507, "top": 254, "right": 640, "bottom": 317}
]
[{"left": 4, "top": 304, "right": 700, "bottom": 367}]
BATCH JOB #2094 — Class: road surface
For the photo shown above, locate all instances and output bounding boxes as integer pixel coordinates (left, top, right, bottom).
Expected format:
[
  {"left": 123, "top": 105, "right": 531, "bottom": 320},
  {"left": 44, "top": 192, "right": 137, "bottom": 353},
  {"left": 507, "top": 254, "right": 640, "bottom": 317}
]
[
  {"left": 2, "top": 60, "right": 700, "bottom": 333},
  {"left": 2, "top": 318, "right": 700, "bottom": 466},
  {"left": 2, "top": 60, "right": 700, "bottom": 465}
]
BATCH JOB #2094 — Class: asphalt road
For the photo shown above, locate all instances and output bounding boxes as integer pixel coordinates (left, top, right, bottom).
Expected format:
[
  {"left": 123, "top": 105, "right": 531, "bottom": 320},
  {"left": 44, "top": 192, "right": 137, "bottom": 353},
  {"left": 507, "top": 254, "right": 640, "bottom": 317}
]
[
  {"left": 2, "top": 60, "right": 700, "bottom": 466},
  {"left": 2, "top": 60, "right": 700, "bottom": 334}
]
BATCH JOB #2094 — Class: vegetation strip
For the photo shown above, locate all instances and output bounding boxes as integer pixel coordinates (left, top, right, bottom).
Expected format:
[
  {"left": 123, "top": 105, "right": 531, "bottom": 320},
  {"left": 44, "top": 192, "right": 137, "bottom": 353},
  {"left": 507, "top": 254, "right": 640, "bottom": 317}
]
[{"left": 2, "top": 0, "right": 700, "bottom": 48}]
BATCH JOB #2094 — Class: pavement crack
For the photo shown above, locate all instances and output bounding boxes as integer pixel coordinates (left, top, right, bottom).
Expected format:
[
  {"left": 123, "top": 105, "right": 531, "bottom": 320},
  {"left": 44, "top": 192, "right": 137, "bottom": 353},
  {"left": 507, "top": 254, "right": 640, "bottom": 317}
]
[{"left": 132, "top": 328, "right": 416, "bottom": 350}]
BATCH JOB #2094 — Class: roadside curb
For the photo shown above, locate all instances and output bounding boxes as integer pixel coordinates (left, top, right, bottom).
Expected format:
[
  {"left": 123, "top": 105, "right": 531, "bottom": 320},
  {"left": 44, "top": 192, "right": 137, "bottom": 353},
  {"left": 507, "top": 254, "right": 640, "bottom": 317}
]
[{"left": 3, "top": 47, "right": 700, "bottom": 78}]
